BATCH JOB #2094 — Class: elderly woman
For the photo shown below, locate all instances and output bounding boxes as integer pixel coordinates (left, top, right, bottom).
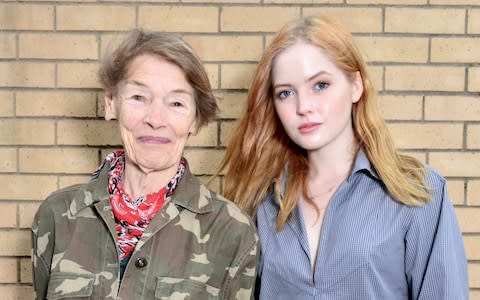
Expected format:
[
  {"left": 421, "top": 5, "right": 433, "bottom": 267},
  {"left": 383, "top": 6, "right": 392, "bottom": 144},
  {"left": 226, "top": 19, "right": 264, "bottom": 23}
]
[{"left": 31, "top": 30, "right": 258, "bottom": 299}]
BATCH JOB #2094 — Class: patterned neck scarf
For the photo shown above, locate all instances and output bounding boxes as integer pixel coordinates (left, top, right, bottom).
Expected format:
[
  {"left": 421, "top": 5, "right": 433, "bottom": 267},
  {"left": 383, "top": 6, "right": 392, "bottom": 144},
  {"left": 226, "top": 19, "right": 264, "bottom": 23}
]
[{"left": 97, "top": 150, "right": 185, "bottom": 261}]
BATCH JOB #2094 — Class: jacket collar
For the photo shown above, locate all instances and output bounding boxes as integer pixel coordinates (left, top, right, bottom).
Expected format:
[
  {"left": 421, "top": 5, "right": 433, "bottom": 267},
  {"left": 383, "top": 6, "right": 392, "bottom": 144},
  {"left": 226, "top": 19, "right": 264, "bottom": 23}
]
[{"left": 68, "top": 159, "right": 214, "bottom": 216}]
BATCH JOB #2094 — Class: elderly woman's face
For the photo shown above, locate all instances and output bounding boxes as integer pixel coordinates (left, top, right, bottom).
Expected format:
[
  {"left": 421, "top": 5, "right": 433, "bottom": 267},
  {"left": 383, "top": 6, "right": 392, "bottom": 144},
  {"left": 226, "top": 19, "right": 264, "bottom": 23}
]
[{"left": 105, "top": 53, "right": 198, "bottom": 174}]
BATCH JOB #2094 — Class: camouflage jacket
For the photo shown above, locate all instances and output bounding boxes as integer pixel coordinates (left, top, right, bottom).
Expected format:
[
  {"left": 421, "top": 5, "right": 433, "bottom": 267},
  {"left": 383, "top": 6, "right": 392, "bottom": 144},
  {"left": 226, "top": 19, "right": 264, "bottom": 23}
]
[{"left": 31, "top": 160, "right": 259, "bottom": 300}]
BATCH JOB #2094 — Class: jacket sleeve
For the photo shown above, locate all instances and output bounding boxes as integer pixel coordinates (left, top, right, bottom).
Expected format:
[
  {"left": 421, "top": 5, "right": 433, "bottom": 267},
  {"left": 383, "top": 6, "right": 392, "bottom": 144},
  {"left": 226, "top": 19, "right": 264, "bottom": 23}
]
[
  {"left": 405, "top": 178, "right": 469, "bottom": 299},
  {"left": 31, "top": 201, "right": 55, "bottom": 300},
  {"left": 224, "top": 236, "right": 259, "bottom": 300}
]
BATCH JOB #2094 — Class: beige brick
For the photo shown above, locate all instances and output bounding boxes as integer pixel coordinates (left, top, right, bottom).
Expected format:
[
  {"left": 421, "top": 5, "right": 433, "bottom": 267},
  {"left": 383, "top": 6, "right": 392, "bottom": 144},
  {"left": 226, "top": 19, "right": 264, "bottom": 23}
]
[
  {"left": 59, "top": 175, "right": 92, "bottom": 189},
  {"left": 385, "top": 66, "right": 464, "bottom": 92},
  {"left": 464, "top": 236, "right": 480, "bottom": 260},
  {"left": 19, "top": 148, "right": 98, "bottom": 174},
  {"left": 0, "top": 62, "right": 54, "bottom": 88},
  {"left": 430, "top": 152, "right": 480, "bottom": 177},
  {"left": 469, "top": 263, "right": 480, "bottom": 288},
  {"left": 431, "top": 0, "right": 480, "bottom": 4},
  {"left": 205, "top": 64, "right": 219, "bottom": 89},
  {"left": 220, "top": 121, "right": 236, "bottom": 147},
  {"left": 57, "top": 120, "right": 121, "bottom": 146},
  {"left": 183, "top": 0, "right": 257, "bottom": 3},
  {"left": 0, "top": 4, "right": 53, "bottom": 30},
  {"left": 221, "top": 63, "right": 256, "bottom": 89},
  {"left": 468, "top": 125, "right": 480, "bottom": 150},
  {"left": 0, "top": 175, "right": 56, "bottom": 200},
  {"left": 368, "top": 65, "right": 384, "bottom": 92},
  {"left": 468, "top": 67, "right": 480, "bottom": 92},
  {"left": 221, "top": 7, "right": 299, "bottom": 32},
  {"left": 385, "top": 8, "right": 465, "bottom": 34},
  {"left": 0, "top": 33, "right": 15, "bottom": 58},
  {"left": 100, "top": 33, "right": 129, "bottom": 59},
  {"left": 456, "top": 208, "right": 480, "bottom": 233},
  {"left": 467, "top": 180, "right": 480, "bottom": 206},
  {"left": 19, "top": 203, "right": 41, "bottom": 229},
  {"left": 400, "top": 151, "right": 426, "bottom": 164},
  {"left": 432, "top": 38, "right": 480, "bottom": 63},
  {"left": 20, "top": 258, "right": 32, "bottom": 283},
  {"left": 0, "top": 120, "right": 55, "bottom": 145},
  {"left": 471, "top": 290, "right": 480, "bottom": 300},
  {"left": 57, "top": 63, "right": 101, "bottom": 88},
  {"left": 0, "top": 230, "right": 30, "bottom": 255},
  {"left": 425, "top": 96, "right": 479, "bottom": 121},
  {"left": 139, "top": 6, "right": 218, "bottom": 32},
  {"left": 184, "top": 36, "right": 262, "bottom": 62},
  {"left": 0, "top": 258, "right": 17, "bottom": 283},
  {"left": 388, "top": 123, "right": 463, "bottom": 149},
  {"left": 0, "top": 91, "right": 14, "bottom": 117},
  {"left": 304, "top": 7, "right": 382, "bottom": 33},
  {"left": 0, "top": 286, "right": 33, "bottom": 300},
  {"left": 348, "top": 0, "right": 425, "bottom": 3},
  {"left": 355, "top": 37, "right": 428, "bottom": 63},
  {"left": 468, "top": 9, "right": 480, "bottom": 34},
  {"left": 0, "top": 204, "right": 16, "bottom": 228},
  {"left": 16, "top": 91, "right": 96, "bottom": 117},
  {"left": 447, "top": 179, "right": 465, "bottom": 206},
  {"left": 0, "top": 148, "right": 16, "bottom": 172},
  {"left": 57, "top": 5, "right": 135, "bottom": 31},
  {"left": 184, "top": 149, "right": 224, "bottom": 175},
  {"left": 186, "top": 122, "right": 218, "bottom": 147},
  {"left": 266, "top": 0, "right": 340, "bottom": 3},
  {"left": 379, "top": 95, "right": 422, "bottom": 121},
  {"left": 19, "top": 33, "right": 97, "bottom": 59},
  {"left": 217, "top": 92, "right": 247, "bottom": 119}
]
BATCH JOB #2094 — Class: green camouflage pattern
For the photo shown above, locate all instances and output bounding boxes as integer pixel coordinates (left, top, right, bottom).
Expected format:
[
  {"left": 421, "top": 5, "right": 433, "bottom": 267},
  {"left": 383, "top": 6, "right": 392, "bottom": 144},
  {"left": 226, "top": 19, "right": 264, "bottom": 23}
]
[{"left": 31, "top": 161, "right": 259, "bottom": 299}]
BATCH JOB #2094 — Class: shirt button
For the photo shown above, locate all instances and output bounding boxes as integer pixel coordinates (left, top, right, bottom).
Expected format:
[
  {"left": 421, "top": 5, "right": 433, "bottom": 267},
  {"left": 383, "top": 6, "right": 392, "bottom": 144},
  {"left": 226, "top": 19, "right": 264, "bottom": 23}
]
[{"left": 135, "top": 257, "right": 148, "bottom": 269}]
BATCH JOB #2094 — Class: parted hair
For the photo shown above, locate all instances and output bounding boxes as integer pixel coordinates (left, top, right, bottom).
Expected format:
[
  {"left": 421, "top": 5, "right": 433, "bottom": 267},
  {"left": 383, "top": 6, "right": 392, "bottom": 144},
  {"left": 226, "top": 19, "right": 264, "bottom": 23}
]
[
  {"left": 98, "top": 29, "right": 217, "bottom": 129},
  {"left": 216, "top": 16, "right": 430, "bottom": 230}
]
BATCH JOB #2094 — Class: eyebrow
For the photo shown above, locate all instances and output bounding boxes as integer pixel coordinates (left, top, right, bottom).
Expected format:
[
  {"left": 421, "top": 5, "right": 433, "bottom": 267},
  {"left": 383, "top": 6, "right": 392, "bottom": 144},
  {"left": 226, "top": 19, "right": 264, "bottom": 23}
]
[
  {"left": 273, "top": 70, "right": 333, "bottom": 89},
  {"left": 124, "top": 81, "right": 193, "bottom": 96}
]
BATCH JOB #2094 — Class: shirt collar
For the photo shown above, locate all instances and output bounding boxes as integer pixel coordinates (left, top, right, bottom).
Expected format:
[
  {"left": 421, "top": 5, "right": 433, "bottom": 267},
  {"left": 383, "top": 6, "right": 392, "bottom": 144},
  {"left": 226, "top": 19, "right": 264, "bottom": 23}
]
[
  {"left": 69, "top": 156, "right": 214, "bottom": 216},
  {"left": 349, "top": 148, "right": 380, "bottom": 181}
]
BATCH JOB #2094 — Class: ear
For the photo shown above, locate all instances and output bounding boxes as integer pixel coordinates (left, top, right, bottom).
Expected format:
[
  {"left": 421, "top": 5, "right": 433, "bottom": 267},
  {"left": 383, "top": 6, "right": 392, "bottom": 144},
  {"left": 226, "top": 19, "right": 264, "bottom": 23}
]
[
  {"left": 351, "top": 71, "right": 364, "bottom": 104},
  {"left": 104, "top": 91, "right": 118, "bottom": 120},
  {"left": 188, "top": 118, "right": 200, "bottom": 137}
]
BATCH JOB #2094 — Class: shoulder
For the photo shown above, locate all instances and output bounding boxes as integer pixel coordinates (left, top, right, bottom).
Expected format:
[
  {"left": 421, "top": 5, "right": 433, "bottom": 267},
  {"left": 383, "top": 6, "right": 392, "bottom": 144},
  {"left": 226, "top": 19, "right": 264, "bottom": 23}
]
[
  {"left": 201, "top": 184, "right": 258, "bottom": 241},
  {"left": 35, "top": 183, "right": 86, "bottom": 222}
]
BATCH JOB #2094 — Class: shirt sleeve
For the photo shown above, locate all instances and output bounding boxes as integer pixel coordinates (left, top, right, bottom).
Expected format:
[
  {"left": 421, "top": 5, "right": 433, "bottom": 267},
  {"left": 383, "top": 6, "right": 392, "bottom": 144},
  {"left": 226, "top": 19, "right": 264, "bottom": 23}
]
[
  {"left": 405, "top": 177, "right": 469, "bottom": 299},
  {"left": 224, "top": 238, "right": 259, "bottom": 300},
  {"left": 31, "top": 202, "right": 55, "bottom": 300}
]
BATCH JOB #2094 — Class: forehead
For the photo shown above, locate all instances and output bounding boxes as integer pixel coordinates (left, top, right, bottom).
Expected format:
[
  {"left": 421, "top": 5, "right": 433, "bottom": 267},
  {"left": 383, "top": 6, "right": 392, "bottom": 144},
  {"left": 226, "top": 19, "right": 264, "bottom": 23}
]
[
  {"left": 272, "top": 42, "right": 342, "bottom": 83},
  {"left": 124, "top": 53, "right": 192, "bottom": 91}
]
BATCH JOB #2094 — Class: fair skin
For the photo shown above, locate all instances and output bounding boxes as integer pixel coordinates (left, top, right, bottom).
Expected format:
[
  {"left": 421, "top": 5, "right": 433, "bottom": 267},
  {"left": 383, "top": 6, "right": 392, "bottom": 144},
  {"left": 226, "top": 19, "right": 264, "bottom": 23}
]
[
  {"left": 272, "top": 41, "right": 363, "bottom": 270},
  {"left": 105, "top": 53, "right": 198, "bottom": 199}
]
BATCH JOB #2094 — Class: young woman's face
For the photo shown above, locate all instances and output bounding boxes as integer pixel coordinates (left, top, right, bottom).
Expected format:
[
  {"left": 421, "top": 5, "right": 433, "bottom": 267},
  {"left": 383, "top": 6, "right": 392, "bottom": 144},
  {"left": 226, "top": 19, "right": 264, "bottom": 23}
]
[
  {"left": 271, "top": 41, "right": 363, "bottom": 154},
  {"left": 105, "top": 53, "right": 198, "bottom": 174}
]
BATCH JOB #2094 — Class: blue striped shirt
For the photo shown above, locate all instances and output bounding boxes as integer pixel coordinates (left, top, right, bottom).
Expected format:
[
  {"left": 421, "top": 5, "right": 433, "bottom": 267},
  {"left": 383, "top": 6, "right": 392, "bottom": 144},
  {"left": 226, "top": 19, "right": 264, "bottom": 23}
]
[{"left": 256, "top": 150, "right": 468, "bottom": 300}]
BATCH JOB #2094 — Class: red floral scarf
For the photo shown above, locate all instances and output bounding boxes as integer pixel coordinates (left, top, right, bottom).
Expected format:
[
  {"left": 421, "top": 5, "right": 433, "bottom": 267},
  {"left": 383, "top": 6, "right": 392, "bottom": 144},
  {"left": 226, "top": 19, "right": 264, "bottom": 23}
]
[{"left": 97, "top": 150, "right": 185, "bottom": 261}]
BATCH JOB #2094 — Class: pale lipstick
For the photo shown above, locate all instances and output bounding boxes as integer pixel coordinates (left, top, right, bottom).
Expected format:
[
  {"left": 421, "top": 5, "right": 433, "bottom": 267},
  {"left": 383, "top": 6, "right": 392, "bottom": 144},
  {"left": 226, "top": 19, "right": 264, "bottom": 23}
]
[{"left": 298, "top": 122, "right": 321, "bottom": 134}]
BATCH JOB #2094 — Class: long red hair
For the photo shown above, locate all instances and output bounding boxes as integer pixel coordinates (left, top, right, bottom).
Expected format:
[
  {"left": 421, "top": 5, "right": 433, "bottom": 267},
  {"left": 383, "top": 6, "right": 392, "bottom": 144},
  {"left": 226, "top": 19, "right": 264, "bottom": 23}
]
[{"left": 216, "top": 16, "right": 429, "bottom": 230}]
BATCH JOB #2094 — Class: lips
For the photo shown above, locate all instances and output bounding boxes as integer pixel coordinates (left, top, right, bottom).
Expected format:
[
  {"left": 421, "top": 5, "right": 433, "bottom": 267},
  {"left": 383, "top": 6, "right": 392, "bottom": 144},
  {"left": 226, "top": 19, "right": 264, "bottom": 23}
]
[
  {"left": 138, "top": 136, "right": 170, "bottom": 144},
  {"left": 298, "top": 122, "right": 322, "bottom": 133}
]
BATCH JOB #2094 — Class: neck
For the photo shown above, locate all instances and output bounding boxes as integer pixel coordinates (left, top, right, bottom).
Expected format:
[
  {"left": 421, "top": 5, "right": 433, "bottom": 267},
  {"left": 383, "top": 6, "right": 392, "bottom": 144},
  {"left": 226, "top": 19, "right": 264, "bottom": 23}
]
[
  {"left": 122, "top": 158, "right": 179, "bottom": 200},
  {"left": 307, "top": 137, "right": 358, "bottom": 182}
]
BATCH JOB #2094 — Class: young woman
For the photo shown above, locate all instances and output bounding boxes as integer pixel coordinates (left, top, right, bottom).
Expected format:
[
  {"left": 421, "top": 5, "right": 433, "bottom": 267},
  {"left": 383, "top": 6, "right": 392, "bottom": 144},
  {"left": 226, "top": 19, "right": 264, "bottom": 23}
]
[{"left": 217, "top": 16, "right": 468, "bottom": 299}]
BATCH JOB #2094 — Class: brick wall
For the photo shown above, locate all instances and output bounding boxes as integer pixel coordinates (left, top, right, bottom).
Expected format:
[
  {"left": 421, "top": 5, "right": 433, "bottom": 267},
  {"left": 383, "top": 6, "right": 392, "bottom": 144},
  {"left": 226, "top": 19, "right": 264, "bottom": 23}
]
[{"left": 0, "top": 0, "right": 479, "bottom": 298}]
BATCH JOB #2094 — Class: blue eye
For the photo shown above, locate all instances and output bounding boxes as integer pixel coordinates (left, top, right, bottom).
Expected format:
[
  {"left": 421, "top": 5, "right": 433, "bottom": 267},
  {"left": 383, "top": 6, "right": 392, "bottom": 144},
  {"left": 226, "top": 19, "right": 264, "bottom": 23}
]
[
  {"left": 278, "top": 90, "right": 295, "bottom": 99},
  {"left": 315, "top": 82, "right": 329, "bottom": 90}
]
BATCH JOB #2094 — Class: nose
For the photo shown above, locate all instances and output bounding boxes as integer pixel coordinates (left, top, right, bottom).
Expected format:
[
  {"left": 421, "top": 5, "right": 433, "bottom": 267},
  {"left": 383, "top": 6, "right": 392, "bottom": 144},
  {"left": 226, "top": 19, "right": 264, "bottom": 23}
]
[
  {"left": 296, "top": 92, "right": 313, "bottom": 115},
  {"left": 143, "top": 101, "right": 167, "bottom": 129}
]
